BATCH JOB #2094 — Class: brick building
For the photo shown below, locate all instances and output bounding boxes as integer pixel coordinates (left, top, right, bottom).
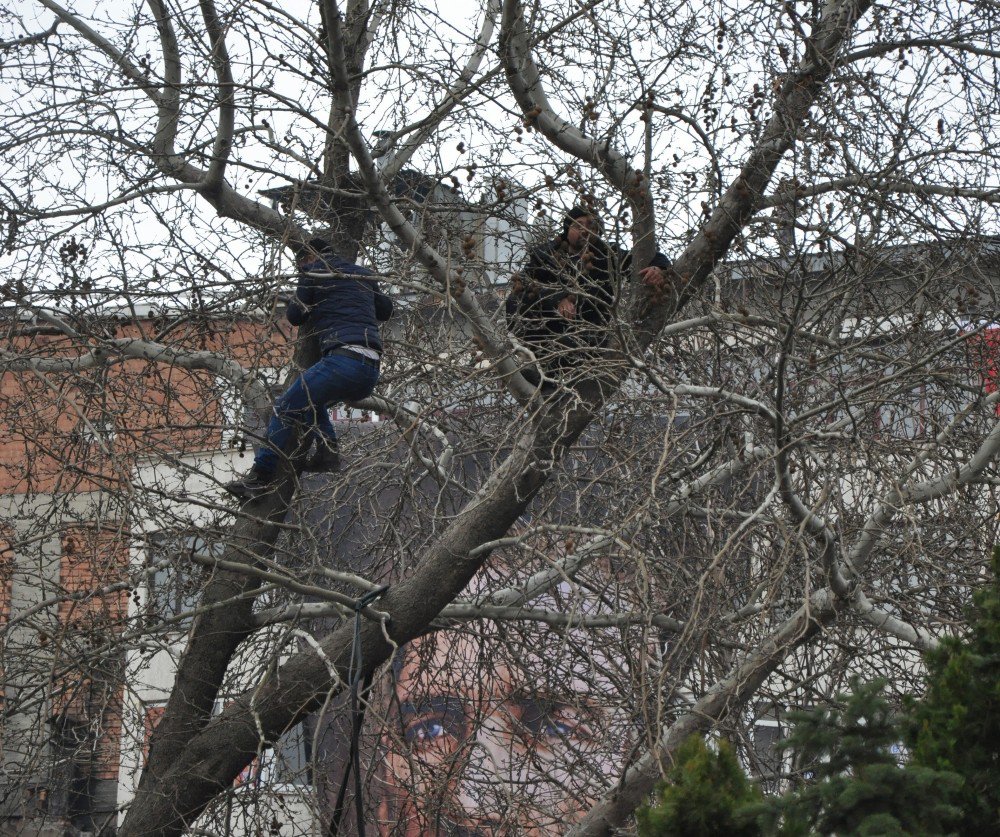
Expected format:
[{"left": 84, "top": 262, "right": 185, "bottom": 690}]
[{"left": 0, "top": 307, "right": 290, "bottom": 836}]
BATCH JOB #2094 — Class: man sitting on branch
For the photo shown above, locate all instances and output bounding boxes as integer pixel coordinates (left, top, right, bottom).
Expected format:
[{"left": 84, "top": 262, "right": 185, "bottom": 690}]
[{"left": 505, "top": 207, "right": 670, "bottom": 386}]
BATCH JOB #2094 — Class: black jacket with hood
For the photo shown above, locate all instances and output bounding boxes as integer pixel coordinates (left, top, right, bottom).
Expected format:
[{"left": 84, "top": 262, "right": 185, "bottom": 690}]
[{"left": 505, "top": 235, "right": 670, "bottom": 346}]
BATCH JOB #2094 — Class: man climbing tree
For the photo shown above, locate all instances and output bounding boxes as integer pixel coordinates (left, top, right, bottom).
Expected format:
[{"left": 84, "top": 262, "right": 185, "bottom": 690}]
[{"left": 226, "top": 238, "right": 393, "bottom": 500}]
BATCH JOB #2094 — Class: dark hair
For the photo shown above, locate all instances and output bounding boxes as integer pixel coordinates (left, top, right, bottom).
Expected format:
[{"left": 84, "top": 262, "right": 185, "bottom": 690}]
[
  {"left": 561, "top": 206, "right": 602, "bottom": 239},
  {"left": 291, "top": 236, "right": 334, "bottom": 261}
]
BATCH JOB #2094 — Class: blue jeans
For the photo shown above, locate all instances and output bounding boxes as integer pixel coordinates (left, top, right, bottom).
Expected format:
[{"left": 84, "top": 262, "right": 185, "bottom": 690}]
[{"left": 254, "top": 350, "right": 379, "bottom": 475}]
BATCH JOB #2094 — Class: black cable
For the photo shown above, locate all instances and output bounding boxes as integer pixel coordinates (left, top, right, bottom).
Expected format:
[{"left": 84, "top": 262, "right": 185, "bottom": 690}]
[{"left": 329, "top": 585, "right": 389, "bottom": 837}]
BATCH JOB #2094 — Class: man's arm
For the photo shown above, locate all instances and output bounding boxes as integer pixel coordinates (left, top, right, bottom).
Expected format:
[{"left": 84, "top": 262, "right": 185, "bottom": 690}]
[
  {"left": 621, "top": 245, "right": 671, "bottom": 272},
  {"left": 650, "top": 250, "right": 671, "bottom": 270},
  {"left": 286, "top": 273, "right": 315, "bottom": 327},
  {"left": 629, "top": 247, "right": 671, "bottom": 289},
  {"left": 523, "top": 243, "right": 573, "bottom": 317}
]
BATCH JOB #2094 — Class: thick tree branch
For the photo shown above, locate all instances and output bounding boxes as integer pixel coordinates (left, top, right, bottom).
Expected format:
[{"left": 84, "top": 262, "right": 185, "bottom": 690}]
[
  {"left": 568, "top": 589, "right": 840, "bottom": 836},
  {"left": 850, "top": 589, "right": 939, "bottom": 650},
  {"left": 638, "top": 0, "right": 875, "bottom": 341},
  {"left": 146, "top": 0, "right": 182, "bottom": 161},
  {"left": 843, "top": 36, "right": 1000, "bottom": 64},
  {"left": 198, "top": 0, "right": 237, "bottom": 193},
  {"left": 321, "top": 1, "right": 534, "bottom": 397},
  {"left": 35, "top": 0, "right": 301, "bottom": 244},
  {"left": 0, "top": 17, "right": 58, "bottom": 49},
  {"left": 379, "top": 0, "right": 500, "bottom": 180},
  {"left": 759, "top": 175, "right": 1000, "bottom": 210},
  {"left": 499, "top": 0, "right": 657, "bottom": 269},
  {"left": 354, "top": 394, "right": 455, "bottom": 481},
  {"left": 35, "top": 0, "right": 164, "bottom": 105},
  {"left": 0, "top": 337, "right": 271, "bottom": 414}
]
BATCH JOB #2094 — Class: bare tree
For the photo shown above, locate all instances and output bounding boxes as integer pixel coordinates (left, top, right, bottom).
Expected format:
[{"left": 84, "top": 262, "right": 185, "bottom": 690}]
[{"left": 2, "top": 0, "right": 1000, "bottom": 834}]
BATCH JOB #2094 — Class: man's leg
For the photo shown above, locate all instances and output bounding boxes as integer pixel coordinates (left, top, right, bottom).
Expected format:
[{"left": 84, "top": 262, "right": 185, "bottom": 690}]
[
  {"left": 303, "top": 405, "right": 340, "bottom": 472},
  {"left": 227, "top": 353, "right": 377, "bottom": 498},
  {"left": 300, "top": 353, "right": 379, "bottom": 471},
  {"left": 255, "top": 376, "right": 323, "bottom": 473},
  {"left": 226, "top": 363, "right": 330, "bottom": 498}
]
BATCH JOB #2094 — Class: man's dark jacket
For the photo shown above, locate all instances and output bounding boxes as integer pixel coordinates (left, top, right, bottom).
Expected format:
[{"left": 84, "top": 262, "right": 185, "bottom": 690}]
[
  {"left": 505, "top": 236, "right": 670, "bottom": 346},
  {"left": 287, "top": 254, "right": 393, "bottom": 353}
]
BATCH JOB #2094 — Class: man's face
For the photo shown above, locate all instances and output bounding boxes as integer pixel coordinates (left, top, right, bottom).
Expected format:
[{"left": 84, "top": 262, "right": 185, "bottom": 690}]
[
  {"left": 376, "top": 627, "right": 630, "bottom": 836},
  {"left": 297, "top": 246, "right": 323, "bottom": 268},
  {"left": 565, "top": 214, "right": 600, "bottom": 252}
]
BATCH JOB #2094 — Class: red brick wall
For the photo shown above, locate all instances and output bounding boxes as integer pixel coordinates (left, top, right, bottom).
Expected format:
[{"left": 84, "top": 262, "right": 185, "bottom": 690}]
[
  {"left": 57, "top": 528, "right": 129, "bottom": 630},
  {"left": 0, "top": 315, "right": 292, "bottom": 785},
  {"left": 53, "top": 527, "right": 130, "bottom": 781},
  {"left": 0, "top": 316, "right": 290, "bottom": 495}
]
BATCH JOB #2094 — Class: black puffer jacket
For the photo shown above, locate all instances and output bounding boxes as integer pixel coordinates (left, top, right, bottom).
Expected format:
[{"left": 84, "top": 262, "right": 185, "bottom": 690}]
[
  {"left": 287, "top": 254, "right": 393, "bottom": 353},
  {"left": 506, "top": 236, "right": 670, "bottom": 345}
]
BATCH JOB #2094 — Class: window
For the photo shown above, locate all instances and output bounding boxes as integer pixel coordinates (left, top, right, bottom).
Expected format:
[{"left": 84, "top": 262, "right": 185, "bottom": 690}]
[
  {"left": 73, "top": 417, "right": 117, "bottom": 449},
  {"left": 233, "top": 722, "right": 311, "bottom": 788},
  {"left": 145, "top": 532, "right": 220, "bottom": 625},
  {"left": 69, "top": 366, "right": 118, "bottom": 453},
  {"left": 49, "top": 714, "right": 98, "bottom": 831},
  {"left": 272, "top": 722, "right": 311, "bottom": 785},
  {"left": 751, "top": 707, "right": 789, "bottom": 793}
]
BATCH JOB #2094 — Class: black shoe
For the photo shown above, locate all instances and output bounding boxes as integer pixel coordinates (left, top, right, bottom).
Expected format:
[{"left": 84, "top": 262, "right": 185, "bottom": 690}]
[
  {"left": 224, "top": 468, "right": 276, "bottom": 501},
  {"left": 302, "top": 442, "right": 341, "bottom": 473},
  {"left": 520, "top": 366, "right": 559, "bottom": 393},
  {"left": 520, "top": 367, "right": 542, "bottom": 387}
]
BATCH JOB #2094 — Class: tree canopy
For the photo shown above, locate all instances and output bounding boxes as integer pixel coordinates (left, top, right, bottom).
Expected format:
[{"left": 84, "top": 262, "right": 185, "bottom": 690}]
[{"left": 2, "top": 1, "right": 1000, "bottom": 835}]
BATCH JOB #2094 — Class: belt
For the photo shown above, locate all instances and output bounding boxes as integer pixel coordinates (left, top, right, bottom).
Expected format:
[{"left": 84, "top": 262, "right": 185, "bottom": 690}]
[{"left": 324, "top": 346, "right": 381, "bottom": 367}]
